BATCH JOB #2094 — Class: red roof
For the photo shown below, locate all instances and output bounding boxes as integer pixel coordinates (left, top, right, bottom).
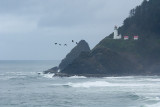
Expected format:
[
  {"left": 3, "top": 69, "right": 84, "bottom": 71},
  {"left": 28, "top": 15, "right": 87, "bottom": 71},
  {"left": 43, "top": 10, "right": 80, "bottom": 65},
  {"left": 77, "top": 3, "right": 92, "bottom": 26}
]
[
  {"left": 124, "top": 36, "right": 129, "bottom": 38},
  {"left": 134, "top": 36, "right": 138, "bottom": 38}
]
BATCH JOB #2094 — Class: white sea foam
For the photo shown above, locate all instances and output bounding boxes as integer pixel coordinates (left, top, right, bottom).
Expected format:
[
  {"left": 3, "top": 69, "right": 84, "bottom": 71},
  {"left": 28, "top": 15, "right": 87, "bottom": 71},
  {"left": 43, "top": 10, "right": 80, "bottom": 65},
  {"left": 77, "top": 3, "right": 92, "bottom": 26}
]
[
  {"left": 144, "top": 78, "right": 160, "bottom": 82},
  {"left": 0, "top": 72, "right": 36, "bottom": 80},
  {"left": 145, "top": 102, "right": 160, "bottom": 107},
  {"left": 103, "top": 76, "right": 135, "bottom": 79},
  {"left": 51, "top": 81, "right": 110, "bottom": 88},
  {"left": 67, "top": 81, "right": 111, "bottom": 88},
  {"left": 69, "top": 75, "right": 87, "bottom": 79},
  {"left": 69, "top": 80, "right": 160, "bottom": 88},
  {"left": 51, "top": 80, "right": 158, "bottom": 88},
  {"left": 57, "top": 69, "right": 60, "bottom": 73},
  {"left": 42, "top": 73, "right": 55, "bottom": 78},
  {"left": 0, "top": 76, "right": 14, "bottom": 80},
  {"left": 146, "top": 97, "right": 160, "bottom": 101}
]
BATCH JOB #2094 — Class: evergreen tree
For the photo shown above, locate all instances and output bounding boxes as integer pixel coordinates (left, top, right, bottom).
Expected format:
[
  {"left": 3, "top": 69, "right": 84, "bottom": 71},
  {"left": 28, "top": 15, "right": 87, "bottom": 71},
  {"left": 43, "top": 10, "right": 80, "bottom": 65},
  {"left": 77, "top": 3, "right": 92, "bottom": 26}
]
[{"left": 119, "top": 0, "right": 160, "bottom": 38}]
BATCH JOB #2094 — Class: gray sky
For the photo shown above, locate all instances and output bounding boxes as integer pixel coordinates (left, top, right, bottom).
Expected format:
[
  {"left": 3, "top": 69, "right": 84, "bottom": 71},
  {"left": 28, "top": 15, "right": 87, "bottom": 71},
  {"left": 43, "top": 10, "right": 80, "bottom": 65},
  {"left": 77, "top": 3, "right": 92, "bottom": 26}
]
[{"left": 0, "top": 0, "right": 143, "bottom": 60}]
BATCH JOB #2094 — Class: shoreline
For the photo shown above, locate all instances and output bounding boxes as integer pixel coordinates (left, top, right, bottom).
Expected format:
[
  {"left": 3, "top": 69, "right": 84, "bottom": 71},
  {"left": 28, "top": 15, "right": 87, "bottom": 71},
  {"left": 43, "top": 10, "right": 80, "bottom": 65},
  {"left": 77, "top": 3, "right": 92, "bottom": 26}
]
[{"left": 53, "top": 72, "right": 160, "bottom": 78}]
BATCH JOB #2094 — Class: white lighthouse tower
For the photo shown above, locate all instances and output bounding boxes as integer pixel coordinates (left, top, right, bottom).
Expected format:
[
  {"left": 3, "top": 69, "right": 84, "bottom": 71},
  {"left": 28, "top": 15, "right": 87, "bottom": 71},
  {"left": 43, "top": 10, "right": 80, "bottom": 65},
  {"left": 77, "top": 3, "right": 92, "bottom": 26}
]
[{"left": 114, "top": 26, "right": 121, "bottom": 39}]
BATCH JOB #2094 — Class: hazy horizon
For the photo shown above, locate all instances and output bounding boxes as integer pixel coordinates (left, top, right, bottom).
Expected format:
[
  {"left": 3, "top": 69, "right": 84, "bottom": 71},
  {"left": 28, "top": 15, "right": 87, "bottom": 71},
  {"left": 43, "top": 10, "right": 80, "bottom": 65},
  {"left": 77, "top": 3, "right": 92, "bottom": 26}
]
[{"left": 0, "top": 0, "right": 143, "bottom": 60}]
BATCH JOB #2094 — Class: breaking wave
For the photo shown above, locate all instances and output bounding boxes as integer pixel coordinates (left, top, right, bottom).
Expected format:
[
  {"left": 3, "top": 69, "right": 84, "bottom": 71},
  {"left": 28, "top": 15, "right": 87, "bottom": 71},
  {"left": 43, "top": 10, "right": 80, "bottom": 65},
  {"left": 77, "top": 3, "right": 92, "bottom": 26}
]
[
  {"left": 41, "top": 73, "right": 55, "bottom": 79},
  {"left": 51, "top": 80, "right": 158, "bottom": 88},
  {"left": 103, "top": 76, "right": 135, "bottom": 79},
  {"left": 67, "top": 81, "right": 110, "bottom": 88},
  {"left": 143, "top": 101, "right": 160, "bottom": 107},
  {"left": 69, "top": 75, "right": 87, "bottom": 79},
  {"left": 0, "top": 72, "right": 36, "bottom": 80}
]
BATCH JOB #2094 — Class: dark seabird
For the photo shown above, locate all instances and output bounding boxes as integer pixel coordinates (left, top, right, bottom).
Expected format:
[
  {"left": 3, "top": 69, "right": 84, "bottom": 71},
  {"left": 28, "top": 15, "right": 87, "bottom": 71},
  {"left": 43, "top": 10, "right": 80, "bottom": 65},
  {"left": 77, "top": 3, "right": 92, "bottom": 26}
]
[
  {"left": 72, "top": 40, "right": 74, "bottom": 43},
  {"left": 37, "top": 72, "right": 41, "bottom": 75},
  {"left": 55, "top": 43, "right": 57, "bottom": 45},
  {"left": 64, "top": 44, "right": 67, "bottom": 46}
]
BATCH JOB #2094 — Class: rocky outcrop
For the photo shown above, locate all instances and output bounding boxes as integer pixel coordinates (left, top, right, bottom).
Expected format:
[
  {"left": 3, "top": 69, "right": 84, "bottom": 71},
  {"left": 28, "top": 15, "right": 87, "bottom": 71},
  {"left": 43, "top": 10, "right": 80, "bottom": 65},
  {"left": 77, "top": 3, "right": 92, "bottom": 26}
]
[
  {"left": 59, "top": 40, "right": 90, "bottom": 70},
  {"left": 43, "top": 40, "right": 90, "bottom": 74},
  {"left": 55, "top": 37, "right": 160, "bottom": 77},
  {"left": 57, "top": 47, "right": 139, "bottom": 77},
  {"left": 43, "top": 66, "right": 59, "bottom": 74}
]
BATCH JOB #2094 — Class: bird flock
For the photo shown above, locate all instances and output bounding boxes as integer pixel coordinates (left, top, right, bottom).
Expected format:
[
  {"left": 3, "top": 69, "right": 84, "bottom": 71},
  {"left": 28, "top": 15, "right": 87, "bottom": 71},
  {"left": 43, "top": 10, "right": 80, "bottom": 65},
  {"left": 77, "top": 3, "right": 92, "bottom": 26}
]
[{"left": 54, "top": 40, "right": 78, "bottom": 46}]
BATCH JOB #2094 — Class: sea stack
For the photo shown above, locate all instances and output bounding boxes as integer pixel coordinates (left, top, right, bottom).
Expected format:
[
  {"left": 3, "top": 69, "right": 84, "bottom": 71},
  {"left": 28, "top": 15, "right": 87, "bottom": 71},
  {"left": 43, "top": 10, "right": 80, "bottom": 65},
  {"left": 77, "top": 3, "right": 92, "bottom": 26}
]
[{"left": 43, "top": 40, "right": 90, "bottom": 74}]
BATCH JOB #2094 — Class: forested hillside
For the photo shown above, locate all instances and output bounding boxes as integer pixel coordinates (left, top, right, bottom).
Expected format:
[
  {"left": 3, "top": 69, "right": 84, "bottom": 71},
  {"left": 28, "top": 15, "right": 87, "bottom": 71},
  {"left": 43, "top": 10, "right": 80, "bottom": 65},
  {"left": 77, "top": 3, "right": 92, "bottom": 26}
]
[{"left": 57, "top": 0, "right": 160, "bottom": 77}]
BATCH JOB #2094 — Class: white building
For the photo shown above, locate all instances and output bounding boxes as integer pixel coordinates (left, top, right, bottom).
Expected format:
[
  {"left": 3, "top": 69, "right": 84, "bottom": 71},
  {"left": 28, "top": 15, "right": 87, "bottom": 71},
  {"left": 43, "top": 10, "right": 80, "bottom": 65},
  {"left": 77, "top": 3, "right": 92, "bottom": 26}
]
[
  {"left": 124, "top": 36, "right": 129, "bottom": 40},
  {"left": 134, "top": 36, "right": 139, "bottom": 40},
  {"left": 114, "top": 26, "right": 121, "bottom": 39}
]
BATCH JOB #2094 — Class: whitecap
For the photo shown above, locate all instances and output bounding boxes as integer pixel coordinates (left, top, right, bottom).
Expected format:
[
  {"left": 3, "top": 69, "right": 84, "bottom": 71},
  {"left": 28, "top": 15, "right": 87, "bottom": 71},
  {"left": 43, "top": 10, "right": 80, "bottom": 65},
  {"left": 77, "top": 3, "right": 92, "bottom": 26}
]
[
  {"left": 144, "top": 102, "right": 160, "bottom": 107},
  {"left": 51, "top": 80, "right": 159, "bottom": 88},
  {"left": 0, "top": 71, "right": 37, "bottom": 80},
  {"left": 83, "top": 82, "right": 157, "bottom": 87},
  {"left": 66, "top": 81, "right": 111, "bottom": 88},
  {"left": 50, "top": 81, "right": 110, "bottom": 88},
  {"left": 144, "top": 96, "right": 160, "bottom": 102},
  {"left": 69, "top": 75, "right": 87, "bottom": 79},
  {"left": 144, "top": 78, "right": 160, "bottom": 82},
  {"left": 42, "top": 73, "right": 55, "bottom": 79},
  {"left": 103, "top": 76, "right": 135, "bottom": 79},
  {"left": 57, "top": 69, "right": 60, "bottom": 73}
]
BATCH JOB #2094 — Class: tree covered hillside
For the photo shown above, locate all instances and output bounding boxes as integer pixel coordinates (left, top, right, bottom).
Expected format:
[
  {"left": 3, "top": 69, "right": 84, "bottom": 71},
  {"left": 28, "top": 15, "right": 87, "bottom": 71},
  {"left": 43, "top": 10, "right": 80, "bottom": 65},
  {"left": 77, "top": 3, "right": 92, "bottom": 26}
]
[
  {"left": 119, "top": 0, "right": 160, "bottom": 37},
  {"left": 96, "top": 0, "right": 160, "bottom": 64},
  {"left": 59, "top": 0, "right": 160, "bottom": 76}
]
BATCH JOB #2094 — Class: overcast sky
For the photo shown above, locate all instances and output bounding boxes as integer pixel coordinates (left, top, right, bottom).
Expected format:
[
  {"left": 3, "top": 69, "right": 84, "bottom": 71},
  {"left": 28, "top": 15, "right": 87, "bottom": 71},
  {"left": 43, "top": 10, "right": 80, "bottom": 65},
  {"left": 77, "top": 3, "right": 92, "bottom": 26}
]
[{"left": 0, "top": 0, "right": 143, "bottom": 60}]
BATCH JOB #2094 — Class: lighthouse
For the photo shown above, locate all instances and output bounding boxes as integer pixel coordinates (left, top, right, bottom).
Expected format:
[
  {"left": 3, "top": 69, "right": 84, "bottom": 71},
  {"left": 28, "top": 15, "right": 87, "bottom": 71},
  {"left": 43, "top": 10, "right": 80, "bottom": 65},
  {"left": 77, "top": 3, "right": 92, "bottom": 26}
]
[{"left": 114, "top": 26, "right": 121, "bottom": 39}]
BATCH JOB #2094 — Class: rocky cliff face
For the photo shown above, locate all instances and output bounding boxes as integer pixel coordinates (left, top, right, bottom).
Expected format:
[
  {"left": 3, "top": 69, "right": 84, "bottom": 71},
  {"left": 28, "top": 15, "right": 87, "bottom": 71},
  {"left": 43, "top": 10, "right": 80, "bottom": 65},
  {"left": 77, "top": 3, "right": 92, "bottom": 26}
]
[
  {"left": 43, "top": 40, "right": 90, "bottom": 74},
  {"left": 58, "top": 37, "right": 160, "bottom": 77},
  {"left": 58, "top": 47, "right": 139, "bottom": 77},
  {"left": 59, "top": 40, "right": 90, "bottom": 70}
]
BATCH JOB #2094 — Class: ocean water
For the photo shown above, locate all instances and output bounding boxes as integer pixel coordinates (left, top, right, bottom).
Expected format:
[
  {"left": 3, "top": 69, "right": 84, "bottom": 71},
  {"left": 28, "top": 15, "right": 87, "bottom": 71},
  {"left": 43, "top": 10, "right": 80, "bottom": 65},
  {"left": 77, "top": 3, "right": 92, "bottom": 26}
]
[{"left": 0, "top": 60, "right": 160, "bottom": 107}]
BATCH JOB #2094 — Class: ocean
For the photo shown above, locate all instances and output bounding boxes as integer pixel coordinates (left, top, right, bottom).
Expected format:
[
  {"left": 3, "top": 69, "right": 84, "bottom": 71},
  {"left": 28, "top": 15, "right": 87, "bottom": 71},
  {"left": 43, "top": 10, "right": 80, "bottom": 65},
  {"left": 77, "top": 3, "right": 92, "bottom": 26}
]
[{"left": 0, "top": 60, "right": 160, "bottom": 107}]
